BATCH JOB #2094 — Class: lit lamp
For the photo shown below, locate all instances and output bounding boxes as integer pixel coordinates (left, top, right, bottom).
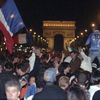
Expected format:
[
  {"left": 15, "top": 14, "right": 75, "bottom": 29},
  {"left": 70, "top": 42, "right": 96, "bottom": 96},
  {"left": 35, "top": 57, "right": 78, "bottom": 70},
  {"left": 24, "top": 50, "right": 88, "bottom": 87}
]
[
  {"left": 41, "top": 37, "right": 42, "bottom": 40},
  {"left": 74, "top": 38, "right": 76, "bottom": 40},
  {"left": 77, "top": 36, "right": 79, "bottom": 38},
  {"left": 34, "top": 32, "right": 36, "bottom": 35},
  {"left": 3, "top": 42, "right": 5, "bottom": 45},
  {"left": 29, "top": 29, "right": 32, "bottom": 32},
  {"left": 80, "top": 32, "right": 84, "bottom": 36},
  {"left": 91, "top": 23, "right": 96, "bottom": 28},
  {"left": 1, "top": 48, "right": 2, "bottom": 51},
  {"left": 38, "top": 35, "right": 40, "bottom": 38},
  {"left": 37, "top": 35, "right": 40, "bottom": 45},
  {"left": 85, "top": 29, "right": 88, "bottom": 33},
  {"left": 15, "top": 44, "right": 17, "bottom": 47},
  {"left": 33, "top": 32, "right": 36, "bottom": 42}
]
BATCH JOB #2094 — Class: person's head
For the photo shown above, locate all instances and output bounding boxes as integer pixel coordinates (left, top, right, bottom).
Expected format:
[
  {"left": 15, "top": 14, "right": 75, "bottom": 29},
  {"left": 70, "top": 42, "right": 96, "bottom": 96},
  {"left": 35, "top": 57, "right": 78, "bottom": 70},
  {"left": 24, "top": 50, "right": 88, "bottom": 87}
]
[
  {"left": 41, "top": 53, "right": 49, "bottom": 63},
  {"left": 67, "top": 85, "right": 87, "bottom": 100},
  {"left": 29, "top": 76, "right": 36, "bottom": 85},
  {"left": 70, "top": 51, "right": 78, "bottom": 59},
  {"left": 58, "top": 76, "right": 69, "bottom": 90},
  {"left": 4, "top": 62, "right": 14, "bottom": 72},
  {"left": 16, "top": 60, "right": 30, "bottom": 76},
  {"left": 35, "top": 48, "right": 41, "bottom": 55},
  {"left": 31, "top": 46, "right": 36, "bottom": 53},
  {"left": 44, "top": 68, "right": 56, "bottom": 83},
  {"left": 13, "top": 57, "right": 19, "bottom": 64},
  {"left": 58, "top": 62, "right": 71, "bottom": 75},
  {"left": 77, "top": 71, "right": 91, "bottom": 89},
  {"left": 5, "top": 79, "right": 20, "bottom": 100}
]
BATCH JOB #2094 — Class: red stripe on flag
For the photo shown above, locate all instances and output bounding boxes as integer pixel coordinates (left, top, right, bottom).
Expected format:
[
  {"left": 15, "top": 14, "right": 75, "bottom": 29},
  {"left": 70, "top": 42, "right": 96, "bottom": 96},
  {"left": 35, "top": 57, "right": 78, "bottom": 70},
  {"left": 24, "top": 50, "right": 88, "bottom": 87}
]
[
  {"left": 13, "top": 35, "right": 18, "bottom": 44},
  {"left": 0, "top": 21, "right": 14, "bottom": 54}
]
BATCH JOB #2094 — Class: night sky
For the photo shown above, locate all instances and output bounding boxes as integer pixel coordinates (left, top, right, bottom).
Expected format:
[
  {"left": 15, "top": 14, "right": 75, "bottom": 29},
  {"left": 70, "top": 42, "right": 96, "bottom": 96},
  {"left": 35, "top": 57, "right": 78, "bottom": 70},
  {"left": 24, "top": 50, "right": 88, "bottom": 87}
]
[{"left": 15, "top": 0, "right": 100, "bottom": 35}]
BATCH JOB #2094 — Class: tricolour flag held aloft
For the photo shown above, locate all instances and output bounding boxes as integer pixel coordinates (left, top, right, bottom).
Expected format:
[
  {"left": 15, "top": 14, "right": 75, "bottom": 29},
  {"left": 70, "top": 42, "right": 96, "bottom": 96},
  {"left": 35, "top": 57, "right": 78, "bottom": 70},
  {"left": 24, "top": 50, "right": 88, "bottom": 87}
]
[{"left": 0, "top": 0, "right": 25, "bottom": 54}]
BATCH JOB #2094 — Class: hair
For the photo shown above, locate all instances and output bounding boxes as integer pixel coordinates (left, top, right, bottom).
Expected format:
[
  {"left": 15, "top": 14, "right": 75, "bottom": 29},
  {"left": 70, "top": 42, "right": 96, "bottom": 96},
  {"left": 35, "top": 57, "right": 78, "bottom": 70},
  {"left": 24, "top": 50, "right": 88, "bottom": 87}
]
[
  {"left": 44, "top": 68, "right": 56, "bottom": 83},
  {"left": 5, "top": 79, "right": 21, "bottom": 91},
  {"left": 77, "top": 71, "right": 91, "bottom": 89},
  {"left": 58, "top": 62, "right": 70, "bottom": 74},
  {"left": 58, "top": 76, "right": 69, "bottom": 89},
  {"left": 5, "top": 62, "right": 14, "bottom": 70},
  {"left": 16, "top": 60, "right": 29, "bottom": 73},
  {"left": 29, "top": 76, "right": 35, "bottom": 81},
  {"left": 67, "top": 85, "right": 87, "bottom": 100}
]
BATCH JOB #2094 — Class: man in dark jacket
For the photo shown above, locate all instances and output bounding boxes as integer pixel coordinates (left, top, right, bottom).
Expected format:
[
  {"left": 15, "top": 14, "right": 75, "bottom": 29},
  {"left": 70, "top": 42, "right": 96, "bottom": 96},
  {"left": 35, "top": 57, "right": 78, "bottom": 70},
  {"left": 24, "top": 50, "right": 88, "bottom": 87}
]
[{"left": 33, "top": 68, "right": 67, "bottom": 100}]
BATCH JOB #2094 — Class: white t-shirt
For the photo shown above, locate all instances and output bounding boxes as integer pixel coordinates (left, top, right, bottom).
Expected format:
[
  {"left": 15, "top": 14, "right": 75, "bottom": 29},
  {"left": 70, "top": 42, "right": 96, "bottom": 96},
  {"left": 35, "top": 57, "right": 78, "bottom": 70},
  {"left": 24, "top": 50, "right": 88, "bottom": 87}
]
[
  {"left": 29, "top": 53, "right": 36, "bottom": 72},
  {"left": 80, "top": 51, "right": 92, "bottom": 73}
]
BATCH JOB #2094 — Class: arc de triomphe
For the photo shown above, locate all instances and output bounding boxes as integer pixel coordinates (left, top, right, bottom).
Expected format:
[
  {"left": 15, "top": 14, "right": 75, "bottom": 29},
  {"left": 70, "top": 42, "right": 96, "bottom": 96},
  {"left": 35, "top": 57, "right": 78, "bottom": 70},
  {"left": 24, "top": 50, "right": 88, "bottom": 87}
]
[{"left": 43, "top": 21, "right": 76, "bottom": 51}]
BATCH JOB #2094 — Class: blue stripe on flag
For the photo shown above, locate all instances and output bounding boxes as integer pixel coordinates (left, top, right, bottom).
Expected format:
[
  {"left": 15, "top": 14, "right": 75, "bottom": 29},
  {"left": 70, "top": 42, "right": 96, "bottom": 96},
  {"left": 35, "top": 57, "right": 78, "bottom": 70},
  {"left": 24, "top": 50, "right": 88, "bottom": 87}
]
[{"left": 1, "top": 0, "right": 25, "bottom": 35}]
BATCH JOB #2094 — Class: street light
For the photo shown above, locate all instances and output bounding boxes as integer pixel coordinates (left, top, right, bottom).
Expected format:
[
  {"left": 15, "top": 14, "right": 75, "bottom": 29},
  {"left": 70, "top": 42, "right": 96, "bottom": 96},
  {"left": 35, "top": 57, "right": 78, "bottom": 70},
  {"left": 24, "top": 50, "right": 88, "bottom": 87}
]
[
  {"left": 91, "top": 23, "right": 96, "bottom": 28},
  {"left": 80, "top": 32, "right": 84, "bottom": 36},
  {"left": 38, "top": 35, "right": 40, "bottom": 38},
  {"left": 85, "top": 29, "right": 88, "bottom": 33},
  {"left": 74, "top": 38, "right": 76, "bottom": 40},
  {"left": 29, "top": 29, "right": 32, "bottom": 32},
  {"left": 77, "top": 36, "right": 79, "bottom": 38},
  {"left": 41, "top": 37, "right": 42, "bottom": 40},
  {"left": 34, "top": 32, "right": 36, "bottom": 35}
]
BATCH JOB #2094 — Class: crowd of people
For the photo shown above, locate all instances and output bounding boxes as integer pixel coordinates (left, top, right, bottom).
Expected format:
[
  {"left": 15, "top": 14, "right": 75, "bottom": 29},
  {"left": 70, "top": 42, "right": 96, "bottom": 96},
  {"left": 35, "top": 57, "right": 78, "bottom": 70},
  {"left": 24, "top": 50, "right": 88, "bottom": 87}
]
[
  {"left": 0, "top": 43, "right": 100, "bottom": 100},
  {"left": 0, "top": 24, "right": 100, "bottom": 100}
]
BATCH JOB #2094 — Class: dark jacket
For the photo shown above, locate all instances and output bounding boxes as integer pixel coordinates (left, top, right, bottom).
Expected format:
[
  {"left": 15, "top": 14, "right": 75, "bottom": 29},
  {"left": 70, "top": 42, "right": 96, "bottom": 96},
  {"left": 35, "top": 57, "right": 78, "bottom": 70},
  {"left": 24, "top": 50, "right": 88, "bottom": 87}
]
[
  {"left": 29, "top": 56, "right": 41, "bottom": 78},
  {"left": 33, "top": 82, "right": 67, "bottom": 100},
  {"left": 70, "top": 57, "right": 81, "bottom": 73}
]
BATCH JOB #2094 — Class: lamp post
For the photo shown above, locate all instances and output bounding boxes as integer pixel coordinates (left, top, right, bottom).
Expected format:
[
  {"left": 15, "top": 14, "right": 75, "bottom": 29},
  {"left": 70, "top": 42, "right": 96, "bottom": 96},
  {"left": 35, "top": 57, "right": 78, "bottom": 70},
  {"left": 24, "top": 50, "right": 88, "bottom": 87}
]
[{"left": 33, "top": 32, "right": 36, "bottom": 42}]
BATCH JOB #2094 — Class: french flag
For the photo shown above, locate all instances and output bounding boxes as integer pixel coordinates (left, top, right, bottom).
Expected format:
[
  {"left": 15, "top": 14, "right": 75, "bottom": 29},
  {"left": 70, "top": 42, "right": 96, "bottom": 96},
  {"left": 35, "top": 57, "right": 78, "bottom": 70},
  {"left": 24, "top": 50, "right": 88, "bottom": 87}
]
[{"left": 0, "top": 0, "right": 25, "bottom": 54}]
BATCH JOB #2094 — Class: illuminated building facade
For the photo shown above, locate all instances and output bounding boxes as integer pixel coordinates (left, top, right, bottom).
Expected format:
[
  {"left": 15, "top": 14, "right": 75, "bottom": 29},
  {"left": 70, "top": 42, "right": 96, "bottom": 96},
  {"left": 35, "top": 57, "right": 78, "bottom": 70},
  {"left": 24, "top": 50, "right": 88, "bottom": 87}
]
[{"left": 43, "top": 21, "right": 76, "bottom": 51}]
